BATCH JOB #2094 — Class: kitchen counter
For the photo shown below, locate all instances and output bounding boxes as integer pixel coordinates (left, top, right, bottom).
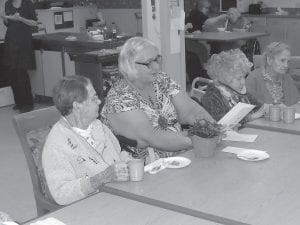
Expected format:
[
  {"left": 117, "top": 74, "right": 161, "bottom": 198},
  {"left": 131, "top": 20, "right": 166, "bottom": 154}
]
[
  {"left": 33, "top": 32, "right": 130, "bottom": 52},
  {"left": 244, "top": 13, "right": 300, "bottom": 18}
]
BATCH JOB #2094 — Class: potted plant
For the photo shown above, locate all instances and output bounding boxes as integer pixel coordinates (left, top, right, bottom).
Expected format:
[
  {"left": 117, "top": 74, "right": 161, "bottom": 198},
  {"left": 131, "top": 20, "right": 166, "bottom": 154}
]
[{"left": 188, "top": 119, "right": 223, "bottom": 157}]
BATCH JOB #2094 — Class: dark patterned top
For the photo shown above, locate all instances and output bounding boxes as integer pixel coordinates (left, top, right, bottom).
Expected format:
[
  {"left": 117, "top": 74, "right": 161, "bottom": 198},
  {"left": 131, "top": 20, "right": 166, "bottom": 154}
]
[
  {"left": 201, "top": 83, "right": 261, "bottom": 125},
  {"left": 101, "top": 72, "right": 185, "bottom": 159}
]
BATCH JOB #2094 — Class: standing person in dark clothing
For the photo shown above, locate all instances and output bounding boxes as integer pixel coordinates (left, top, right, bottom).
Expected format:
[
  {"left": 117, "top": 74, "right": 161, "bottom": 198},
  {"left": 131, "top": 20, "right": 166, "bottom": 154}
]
[
  {"left": 1, "top": 0, "right": 38, "bottom": 112},
  {"left": 185, "top": 0, "right": 212, "bottom": 82},
  {"left": 185, "top": 0, "right": 210, "bottom": 33}
]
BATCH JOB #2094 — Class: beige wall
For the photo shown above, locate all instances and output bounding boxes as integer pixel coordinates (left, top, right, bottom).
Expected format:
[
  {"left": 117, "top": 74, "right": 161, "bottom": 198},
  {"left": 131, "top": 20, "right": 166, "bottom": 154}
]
[
  {"left": 252, "top": 0, "right": 300, "bottom": 7},
  {"left": 101, "top": 8, "right": 142, "bottom": 36}
]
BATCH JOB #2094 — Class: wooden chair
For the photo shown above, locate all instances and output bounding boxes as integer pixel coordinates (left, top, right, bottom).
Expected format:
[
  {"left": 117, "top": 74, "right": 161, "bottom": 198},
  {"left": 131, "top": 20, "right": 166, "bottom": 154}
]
[
  {"left": 190, "top": 77, "right": 213, "bottom": 104},
  {"left": 12, "top": 106, "right": 61, "bottom": 216}
]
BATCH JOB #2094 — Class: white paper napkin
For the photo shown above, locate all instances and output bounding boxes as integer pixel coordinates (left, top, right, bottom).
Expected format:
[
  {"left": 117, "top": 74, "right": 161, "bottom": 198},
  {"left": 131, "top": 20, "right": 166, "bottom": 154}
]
[
  {"left": 222, "top": 130, "right": 257, "bottom": 142},
  {"left": 30, "top": 217, "right": 66, "bottom": 225},
  {"left": 3, "top": 222, "right": 19, "bottom": 225}
]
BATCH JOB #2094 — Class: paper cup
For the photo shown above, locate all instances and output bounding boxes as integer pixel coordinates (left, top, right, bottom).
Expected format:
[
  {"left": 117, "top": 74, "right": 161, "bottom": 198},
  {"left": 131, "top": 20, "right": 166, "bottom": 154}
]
[
  {"left": 192, "top": 135, "right": 218, "bottom": 158},
  {"left": 128, "top": 159, "right": 144, "bottom": 181},
  {"left": 283, "top": 107, "right": 296, "bottom": 123},
  {"left": 269, "top": 105, "right": 281, "bottom": 122}
]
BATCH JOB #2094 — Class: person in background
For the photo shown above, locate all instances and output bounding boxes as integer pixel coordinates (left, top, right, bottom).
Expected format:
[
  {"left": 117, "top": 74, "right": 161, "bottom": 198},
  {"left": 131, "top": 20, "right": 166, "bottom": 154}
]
[
  {"left": 201, "top": 49, "right": 267, "bottom": 124},
  {"left": 185, "top": 0, "right": 217, "bottom": 82},
  {"left": 246, "top": 42, "right": 300, "bottom": 107},
  {"left": 185, "top": 0, "right": 211, "bottom": 33},
  {"left": 1, "top": 0, "right": 38, "bottom": 113},
  {"left": 42, "top": 76, "right": 129, "bottom": 205},
  {"left": 204, "top": 7, "right": 251, "bottom": 32},
  {"left": 101, "top": 37, "right": 213, "bottom": 162},
  {"left": 204, "top": 8, "right": 252, "bottom": 54}
]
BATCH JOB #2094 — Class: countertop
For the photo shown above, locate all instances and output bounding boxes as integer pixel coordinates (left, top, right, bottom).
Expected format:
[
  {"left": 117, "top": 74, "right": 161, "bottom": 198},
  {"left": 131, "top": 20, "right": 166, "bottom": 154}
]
[
  {"left": 244, "top": 13, "right": 300, "bottom": 18},
  {"left": 69, "top": 49, "right": 120, "bottom": 64},
  {"left": 33, "top": 32, "right": 130, "bottom": 52}
]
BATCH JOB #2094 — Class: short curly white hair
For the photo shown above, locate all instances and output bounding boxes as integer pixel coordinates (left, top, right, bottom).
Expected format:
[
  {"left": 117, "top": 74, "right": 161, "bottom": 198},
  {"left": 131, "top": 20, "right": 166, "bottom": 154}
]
[{"left": 205, "top": 49, "right": 253, "bottom": 84}]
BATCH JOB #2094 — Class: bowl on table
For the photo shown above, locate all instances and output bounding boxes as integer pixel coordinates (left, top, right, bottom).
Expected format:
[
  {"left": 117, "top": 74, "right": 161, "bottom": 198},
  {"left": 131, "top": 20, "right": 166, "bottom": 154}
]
[{"left": 217, "top": 27, "right": 226, "bottom": 32}]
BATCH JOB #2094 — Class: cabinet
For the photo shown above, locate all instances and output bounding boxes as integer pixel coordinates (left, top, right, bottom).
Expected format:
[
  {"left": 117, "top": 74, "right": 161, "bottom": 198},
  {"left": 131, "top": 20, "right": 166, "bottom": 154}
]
[
  {"left": 29, "top": 50, "right": 75, "bottom": 97},
  {"left": 285, "top": 19, "right": 300, "bottom": 56},
  {"left": 246, "top": 16, "right": 300, "bottom": 55}
]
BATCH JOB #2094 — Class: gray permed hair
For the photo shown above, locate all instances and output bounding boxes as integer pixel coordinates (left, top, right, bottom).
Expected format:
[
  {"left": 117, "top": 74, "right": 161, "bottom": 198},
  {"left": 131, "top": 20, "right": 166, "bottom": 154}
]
[{"left": 205, "top": 49, "right": 253, "bottom": 83}]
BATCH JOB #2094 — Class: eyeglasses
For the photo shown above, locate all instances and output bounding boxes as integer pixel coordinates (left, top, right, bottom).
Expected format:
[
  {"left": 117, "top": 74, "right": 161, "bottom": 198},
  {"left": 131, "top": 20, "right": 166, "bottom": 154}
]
[{"left": 135, "top": 54, "right": 162, "bottom": 68}]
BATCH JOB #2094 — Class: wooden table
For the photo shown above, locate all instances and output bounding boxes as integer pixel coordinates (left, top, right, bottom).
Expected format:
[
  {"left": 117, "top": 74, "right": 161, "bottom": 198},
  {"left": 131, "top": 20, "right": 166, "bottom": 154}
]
[
  {"left": 185, "top": 32, "right": 269, "bottom": 42},
  {"left": 246, "top": 104, "right": 300, "bottom": 135},
  {"left": 23, "top": 193, "right": 217, "bottom": 225},
  {"left": 103, "top": 128, "right": 300, "bottom": 225}
]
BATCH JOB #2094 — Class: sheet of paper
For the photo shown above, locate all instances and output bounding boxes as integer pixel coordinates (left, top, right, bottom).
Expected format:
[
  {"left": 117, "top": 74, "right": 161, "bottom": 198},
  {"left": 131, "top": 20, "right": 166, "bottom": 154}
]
[
  {"left": 30, "top": 217, "right": 66, "bottom": 225},
  {"left": 295, "top": 113, "right": 300, "bottom": 119},
  {"left": 170, "top": 7, "right": 185, "bottom": 30},
  {"left": 222, "top": 146, "right": 263, "bottom": 154},
  {"left": 54, "top": 14, "right": 62, "bottom": 25},
  {"left": 218, "top": 102, "right": 255, "bottom": 126},
  {"left": 63, "top": 11, "right": 73, "bottom": 22},
  {"left": 222, "top": 130, "right": 257, "bottom": 142}
]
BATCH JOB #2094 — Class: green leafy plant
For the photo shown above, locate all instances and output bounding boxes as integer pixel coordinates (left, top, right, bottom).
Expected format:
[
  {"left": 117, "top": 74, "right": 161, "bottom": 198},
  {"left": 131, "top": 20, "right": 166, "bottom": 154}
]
[{"left": 188, "top": 119, "right": 223, "bottom": 138}]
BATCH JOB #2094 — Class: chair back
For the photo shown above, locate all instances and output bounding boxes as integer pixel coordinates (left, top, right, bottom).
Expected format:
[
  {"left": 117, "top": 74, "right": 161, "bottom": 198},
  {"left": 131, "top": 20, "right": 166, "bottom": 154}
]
[
  {"left": 190, "top": 77, "right": 213, "bottom": 103},
  {"left": 12, "top": 106, "right": 61, "bottom": 216}
]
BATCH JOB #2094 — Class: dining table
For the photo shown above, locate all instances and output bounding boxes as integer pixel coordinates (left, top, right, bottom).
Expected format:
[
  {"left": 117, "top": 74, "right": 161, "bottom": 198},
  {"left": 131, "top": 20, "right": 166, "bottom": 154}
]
[
  {"left": 185, "top": 31, "right": 269, "bottom": 42},
  {"left": 246, "top": 103, "right": 300, "bottom": 135},
  {"left": 102, "top": 128, "right": 300, "bottom": 225},
  {"left": 22, "top": 193, "right": 218, "bottom": 225}
]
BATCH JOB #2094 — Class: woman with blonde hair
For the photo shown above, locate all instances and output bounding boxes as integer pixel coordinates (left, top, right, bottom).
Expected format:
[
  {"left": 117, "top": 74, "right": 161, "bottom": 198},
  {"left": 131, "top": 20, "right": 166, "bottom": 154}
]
[
  {"left": 246, "top": 42, "right": 300, "bottom": 106},
  {"left": 201, "top": 49, "right": 266, "bottom": 123},
  {"left": 101, "top": 37, "right": 213, "bottom": 161}
]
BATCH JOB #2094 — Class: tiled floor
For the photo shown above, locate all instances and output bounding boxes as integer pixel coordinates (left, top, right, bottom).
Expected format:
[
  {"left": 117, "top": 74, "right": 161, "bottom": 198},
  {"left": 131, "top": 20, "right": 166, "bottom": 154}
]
[{"left": 0, "top": 103, "right": 52, "bottom": 223}]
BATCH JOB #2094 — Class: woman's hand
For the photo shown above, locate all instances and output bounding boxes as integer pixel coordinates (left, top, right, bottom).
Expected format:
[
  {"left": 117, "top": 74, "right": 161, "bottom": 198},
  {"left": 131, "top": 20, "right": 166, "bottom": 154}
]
[
  {"left": 2, "top": 13, "right": 21, "bottom": 21},
  {"left": 90, "top": 165, "right": 114, "bottom": 190},
  {"left": 114, "top": 161, "right": 129, "bottom": 181},
  {"left": 251, "top": 104, "right": 267, "bottom": 120},
  {"left": 185, "top": 22, "right": 193, "bottom": 31}
]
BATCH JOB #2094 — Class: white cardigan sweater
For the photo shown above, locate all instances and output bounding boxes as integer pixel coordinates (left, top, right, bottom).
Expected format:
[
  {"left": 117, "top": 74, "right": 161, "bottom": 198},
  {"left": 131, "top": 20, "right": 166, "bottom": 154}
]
[{"left": 42, "top": 118, "right": 121, "bottom": 205}]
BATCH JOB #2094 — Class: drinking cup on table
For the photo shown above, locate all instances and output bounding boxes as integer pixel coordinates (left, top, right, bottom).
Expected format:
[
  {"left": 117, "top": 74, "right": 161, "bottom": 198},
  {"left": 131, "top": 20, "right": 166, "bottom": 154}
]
[
  {"left": 269, "top": 105, "right": 281, "bottom": 122},
  {"left": 283, "top": 107, "right": 296, "bottom": 123},
  {"left": 128, "top": 158, "right": 144, "bottom": 181},
  {"left": 114, "top": 161, "right": 129, "bottom": 181}
]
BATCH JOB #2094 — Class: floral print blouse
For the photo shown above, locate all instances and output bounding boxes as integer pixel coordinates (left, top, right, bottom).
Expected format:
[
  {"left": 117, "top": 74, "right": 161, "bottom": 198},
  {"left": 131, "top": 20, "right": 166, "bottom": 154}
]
[
  {"left": 101, "top": 72, "right": 184, "bottom": 159},
  {"left": 262, "top": 72, "right": 284, "bottom": 104}
]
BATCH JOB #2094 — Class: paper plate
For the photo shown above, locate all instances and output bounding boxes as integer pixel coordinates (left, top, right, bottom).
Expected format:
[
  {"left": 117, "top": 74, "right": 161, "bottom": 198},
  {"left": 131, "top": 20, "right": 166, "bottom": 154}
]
[
  {"left": 237, "top": 150, "right": 269, "bottom": 161},
  {"left": 65, "top": 36, "right": 77, "bottom": 41},
  {"left": 164, "top": 157, "right": 191, "bottom": 168}
]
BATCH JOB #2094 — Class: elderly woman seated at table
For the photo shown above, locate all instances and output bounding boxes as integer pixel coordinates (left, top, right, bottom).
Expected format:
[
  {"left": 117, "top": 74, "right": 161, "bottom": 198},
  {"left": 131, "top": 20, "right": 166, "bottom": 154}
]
[
  {"left": 204, "top": 8, "right": 251, "bottom": 32},
  {"left": 201, "top": 49, "right": 266, "bottom": 123},
  {"left": 204, "top": 8, "right": 253, "bottom": 55},
  {"left": 246, "top": 42, "right": 300, "bottom": 107},
  {"left": 42, "top": 76, "right": 129, "bottom": 205},
  {"left": 101, "top": 37, "right": 213, "bottom": 161}
]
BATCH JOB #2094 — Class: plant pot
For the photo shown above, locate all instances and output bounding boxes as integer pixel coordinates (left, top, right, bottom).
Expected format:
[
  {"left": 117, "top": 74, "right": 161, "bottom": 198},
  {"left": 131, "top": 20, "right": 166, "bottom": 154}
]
[{"left": 191, "top": 135, "right": 218, "bottom": 158}]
